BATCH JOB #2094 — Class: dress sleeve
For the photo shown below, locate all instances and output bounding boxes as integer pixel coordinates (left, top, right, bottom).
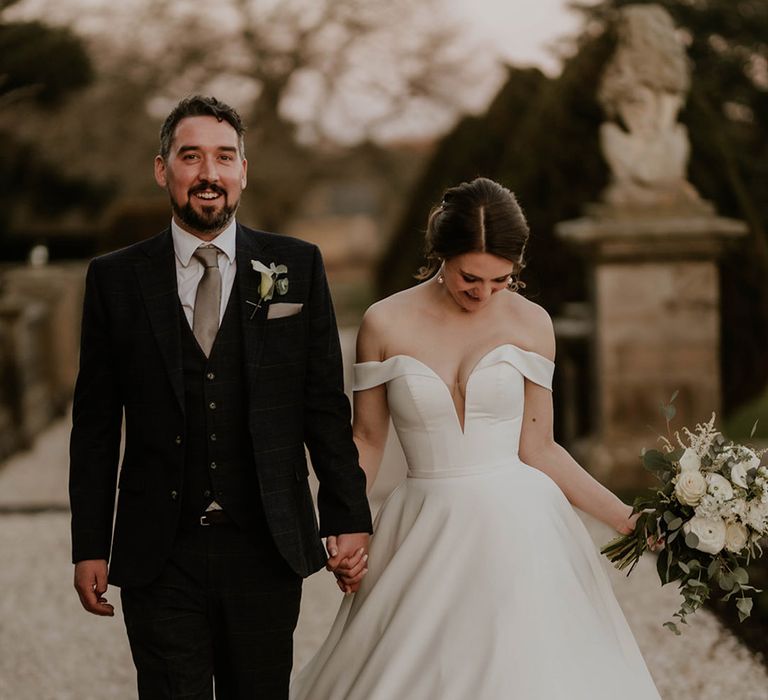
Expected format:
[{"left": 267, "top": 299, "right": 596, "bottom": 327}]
[
  {"left": 501, "top": 347, "right": 555, "bottom": 391},
  {"left": 353, "top": 357, "right": 419, "bottom": 391}
]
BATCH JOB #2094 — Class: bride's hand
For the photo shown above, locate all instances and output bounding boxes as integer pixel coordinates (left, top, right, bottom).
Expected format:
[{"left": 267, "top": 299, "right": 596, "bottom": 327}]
[
  {"left": 615, "top": 507, "right": 665, "bottom": 551},
  {"left": 615, "top": 505, "right": 638, "bottom": 536}
]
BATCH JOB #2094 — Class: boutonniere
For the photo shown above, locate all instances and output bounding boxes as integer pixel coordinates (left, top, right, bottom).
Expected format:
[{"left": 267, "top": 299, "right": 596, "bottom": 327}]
[{"left": 246, "top": 260, "right": 289, "bottom": 319}]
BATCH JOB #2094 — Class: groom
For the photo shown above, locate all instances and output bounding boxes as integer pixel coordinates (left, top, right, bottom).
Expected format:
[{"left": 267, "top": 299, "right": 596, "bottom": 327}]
[{"left": 69, "top": 95, "right": 372, "bottom": 699}]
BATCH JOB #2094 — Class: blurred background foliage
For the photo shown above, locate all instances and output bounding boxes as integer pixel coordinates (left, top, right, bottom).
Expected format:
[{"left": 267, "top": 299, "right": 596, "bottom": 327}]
[
  {"left": 1, "top": 0, "right": 767, "bottom": 414},
  {"left": 382, "top": 0, "right": 768, "bottom": 418},
  {"left": 1, "top": 0, "right": 768, "bottom": 660}
]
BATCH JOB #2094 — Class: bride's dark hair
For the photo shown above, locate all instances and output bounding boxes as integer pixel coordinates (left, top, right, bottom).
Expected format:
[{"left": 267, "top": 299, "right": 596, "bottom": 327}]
[{"left": 416, "top": 177, "right": 529, "bottom": 287}]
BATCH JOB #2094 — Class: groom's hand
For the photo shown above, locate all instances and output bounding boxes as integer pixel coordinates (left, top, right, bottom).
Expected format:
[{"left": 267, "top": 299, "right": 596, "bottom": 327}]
[
  {"left": 74, "top": 559, "right": 115, "bottom": 616},
  {"left": 326, "top": 533, "right": 369, "bottom": 593}
]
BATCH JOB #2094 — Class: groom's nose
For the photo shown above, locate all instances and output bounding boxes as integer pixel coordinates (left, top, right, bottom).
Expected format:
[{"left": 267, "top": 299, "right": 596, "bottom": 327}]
[{"left": 198, "top": 155, "right": 221, "bottom": 182}]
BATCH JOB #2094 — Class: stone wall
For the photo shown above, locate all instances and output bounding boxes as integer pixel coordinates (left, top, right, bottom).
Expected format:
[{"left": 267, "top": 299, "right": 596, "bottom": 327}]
[{"left": 0, "top": 263, "right": 86, "bottom": 460}]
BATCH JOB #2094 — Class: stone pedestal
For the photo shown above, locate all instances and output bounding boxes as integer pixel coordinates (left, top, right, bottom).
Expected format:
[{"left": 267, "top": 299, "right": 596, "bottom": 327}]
[{"left": 556, "top": 214, "right": 746, "bottom": 488}]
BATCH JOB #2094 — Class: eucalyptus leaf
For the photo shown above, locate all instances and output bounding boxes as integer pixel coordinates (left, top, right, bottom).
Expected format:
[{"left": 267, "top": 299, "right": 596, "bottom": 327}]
[
  {"left": 736, "top": 597, "right": 753, "bottom": 619},
  {"left": 719, "top": 573, "right": 734, "bottom": 591},
  {"left": 707, "top": 559, "right": 721, "bottom": 579},
  {"left": 662, "top": 404, "right": 677, "bottom": 421},
  {"left": 732, "top": 567, "right": 749, "bottom": 585},
  {"left": 685, "top": 532, "right": 700, "bottom": 549}
]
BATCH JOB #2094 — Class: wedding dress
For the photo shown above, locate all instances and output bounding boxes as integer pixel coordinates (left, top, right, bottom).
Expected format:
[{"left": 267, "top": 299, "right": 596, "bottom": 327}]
[{"left": 291, "top": 344, "right": 660, "bottom": 699}]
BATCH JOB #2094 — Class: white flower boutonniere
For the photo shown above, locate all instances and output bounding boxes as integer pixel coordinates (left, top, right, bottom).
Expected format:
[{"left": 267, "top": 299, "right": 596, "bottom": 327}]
[{"left": 247, "top": 260, "right": 289, "bottom": 318}]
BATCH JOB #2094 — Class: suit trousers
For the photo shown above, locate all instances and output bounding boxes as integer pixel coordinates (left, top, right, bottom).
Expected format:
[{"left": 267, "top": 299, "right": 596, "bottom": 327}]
[{"left": 120, "top": 519, "right": 302, "bottom": 700}]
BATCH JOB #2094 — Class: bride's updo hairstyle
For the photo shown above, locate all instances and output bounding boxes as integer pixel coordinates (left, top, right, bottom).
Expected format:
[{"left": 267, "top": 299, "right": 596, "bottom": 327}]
[{"left": 417, "top": 177, "right": 529, "bottom": 287}]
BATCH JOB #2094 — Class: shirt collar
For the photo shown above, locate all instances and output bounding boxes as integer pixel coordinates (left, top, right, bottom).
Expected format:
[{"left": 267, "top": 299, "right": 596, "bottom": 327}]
[{"left": 171, "top": 218, "right": 237, "bottom": 267}]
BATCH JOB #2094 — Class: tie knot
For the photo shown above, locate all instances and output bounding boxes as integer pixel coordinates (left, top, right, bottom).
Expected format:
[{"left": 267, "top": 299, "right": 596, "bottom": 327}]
[{"left": 194, "top": 245, "right": 220, "bottom": 269}]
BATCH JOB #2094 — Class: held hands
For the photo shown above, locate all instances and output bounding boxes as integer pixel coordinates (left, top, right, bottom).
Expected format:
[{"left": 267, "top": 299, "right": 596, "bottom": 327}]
[
  {"left": 74, "top": 559, "right": 115, "bottom": 616},
  {"left": 326, "top": 533, "right": 370, "bottom": 594}
]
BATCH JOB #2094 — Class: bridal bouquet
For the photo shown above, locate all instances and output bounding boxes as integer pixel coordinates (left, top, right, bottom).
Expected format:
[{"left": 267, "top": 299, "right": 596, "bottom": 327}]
[{"left": 601, "top": 412, "right": 768, "bottom": 634}]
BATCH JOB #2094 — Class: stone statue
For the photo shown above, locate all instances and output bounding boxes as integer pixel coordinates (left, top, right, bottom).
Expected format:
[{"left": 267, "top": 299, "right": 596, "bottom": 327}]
[{"left": 597, "top": 4, "right": 707, "bottom": 213}]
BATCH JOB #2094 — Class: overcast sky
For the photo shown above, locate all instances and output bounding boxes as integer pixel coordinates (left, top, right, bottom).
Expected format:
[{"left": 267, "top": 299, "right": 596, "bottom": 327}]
[{"left": 445, "top": 0, "right": 587, "bottom": 75}]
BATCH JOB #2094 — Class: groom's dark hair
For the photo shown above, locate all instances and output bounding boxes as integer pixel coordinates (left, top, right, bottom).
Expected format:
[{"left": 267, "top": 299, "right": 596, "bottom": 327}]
[{"left": 159, "top": 95, "right": 246, "bottom": 160}]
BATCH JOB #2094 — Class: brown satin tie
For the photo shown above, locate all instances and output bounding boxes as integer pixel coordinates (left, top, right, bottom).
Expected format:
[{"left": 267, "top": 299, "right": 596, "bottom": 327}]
[{"left": 192, "top": 245, "right": 221, "bottom": 357}]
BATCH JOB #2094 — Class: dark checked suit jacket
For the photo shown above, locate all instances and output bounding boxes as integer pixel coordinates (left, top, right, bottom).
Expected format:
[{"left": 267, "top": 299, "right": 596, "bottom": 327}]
[{"left": 69, "top": 224, "right": 372, "bottom": 587}]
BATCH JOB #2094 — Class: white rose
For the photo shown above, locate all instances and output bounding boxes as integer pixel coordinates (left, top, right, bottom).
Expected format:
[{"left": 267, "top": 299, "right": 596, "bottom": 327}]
[
  {"left": 707, "top": 473, "right": 734, "bottom": 501},
  {"left": 679, "top": 448, "right": 702, "bottom": 472},
  {"left": 731, "top": 463, "right": 749, "bottom": 489},
  {"left": 724, "top": 521, "right": 749, "bottom": 553},
  {"left": 745, "top": 502, "right": 768, "bottom": 533},
  {"left": 683, "top": 516, "right": 726, "bottom": 555},
  {"left": 675, "top": 471, "right": 707, "bottom": 506}
]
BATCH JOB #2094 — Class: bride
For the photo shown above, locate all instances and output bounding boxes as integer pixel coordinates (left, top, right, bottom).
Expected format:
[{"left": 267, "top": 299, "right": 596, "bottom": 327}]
[{"left": 291, "top": 177, "right": 660, "bottom": 699}]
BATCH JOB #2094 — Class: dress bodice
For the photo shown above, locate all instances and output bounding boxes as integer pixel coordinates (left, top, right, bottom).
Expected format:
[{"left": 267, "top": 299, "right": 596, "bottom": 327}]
[{"left": 354, "top": 344, "right": 554, "bottom": 478}]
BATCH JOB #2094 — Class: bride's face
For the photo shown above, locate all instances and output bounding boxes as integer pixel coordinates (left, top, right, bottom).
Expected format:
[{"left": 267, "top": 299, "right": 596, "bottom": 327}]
[{"left": 441, "top": 252, "right": 515, "bottom": 312}]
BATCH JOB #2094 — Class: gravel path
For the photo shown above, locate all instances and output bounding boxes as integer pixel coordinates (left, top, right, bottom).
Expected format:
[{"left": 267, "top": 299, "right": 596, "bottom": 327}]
[{"left": 1, "top": 331, "right": 766, "bottom": 698}]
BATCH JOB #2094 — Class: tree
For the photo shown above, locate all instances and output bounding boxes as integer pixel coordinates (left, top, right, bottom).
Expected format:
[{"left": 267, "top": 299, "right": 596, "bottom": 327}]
[
  {"left": 3, "top": 0, "right": 488, "bottom": 232},
  {"left": 381, "top": 0, "right": 768, "bottom": 413},
  {"left": 0, "top": 0, "right": 108, "bottom": 253}
]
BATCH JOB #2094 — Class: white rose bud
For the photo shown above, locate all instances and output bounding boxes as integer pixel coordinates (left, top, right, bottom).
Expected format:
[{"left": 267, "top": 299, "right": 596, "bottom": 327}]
[
  {"left": 707, "top": 473, "right": 734, "bottom": 501},
  {"left": 259, "top": 272, "right": 275, "bottom": 300},
  {"left": 724, "top": 521, "right": 749, "bottom": 553},
  {"left": 679, "top": 448, "right": 702, "bottom": 473},
  {"left": 731, "top": 463, "right": 749, "bottom": 489},
  {"left": 683, "top": 516, "right": 726, "bottom": 555},
  {"left": 675, "top": 471, "right": 707, "bottom": 506}
]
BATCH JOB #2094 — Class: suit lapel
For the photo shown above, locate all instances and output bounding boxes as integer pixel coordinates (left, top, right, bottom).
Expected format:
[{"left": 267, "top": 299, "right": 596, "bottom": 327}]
[
  {"left": 135, "top": 230, "right": 185, "bottom": 414},
  {"left": 236, "top": 225, "right": 271, "bottom": 386}
]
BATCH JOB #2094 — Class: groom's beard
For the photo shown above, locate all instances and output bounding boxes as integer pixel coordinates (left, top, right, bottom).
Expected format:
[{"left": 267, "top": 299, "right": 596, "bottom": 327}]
[{"left": 170, "top": 186, "right": 240, "bottom": 234}]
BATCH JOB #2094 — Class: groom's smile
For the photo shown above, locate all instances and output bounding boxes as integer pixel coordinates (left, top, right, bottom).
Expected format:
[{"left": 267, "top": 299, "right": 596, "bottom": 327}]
[{"left": 154, "top": 114, "right": 248, "bottom": 239}]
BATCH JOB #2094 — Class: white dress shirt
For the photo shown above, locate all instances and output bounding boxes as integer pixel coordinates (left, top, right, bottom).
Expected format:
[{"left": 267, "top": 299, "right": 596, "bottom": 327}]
[{"left": 171, "top": 219, "right": 237, "bottom": 329}]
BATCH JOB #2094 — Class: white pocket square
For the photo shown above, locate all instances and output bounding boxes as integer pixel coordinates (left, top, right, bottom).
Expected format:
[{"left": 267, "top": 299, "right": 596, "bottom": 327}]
[{"left": 267, "top": 302, "right": 303, "bottom": 319}]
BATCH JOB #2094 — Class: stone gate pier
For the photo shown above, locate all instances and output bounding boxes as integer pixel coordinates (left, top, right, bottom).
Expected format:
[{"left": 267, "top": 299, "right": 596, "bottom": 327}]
[{"left": 556, "top": 4, "right": 747, "bottom": 487}]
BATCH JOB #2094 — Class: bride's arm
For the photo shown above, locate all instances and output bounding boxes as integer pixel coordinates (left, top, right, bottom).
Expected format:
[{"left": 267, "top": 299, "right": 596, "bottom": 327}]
[
  {"left": 352, "top": 309, "right": 391, "bottom": 493},
  {"left": 518, "top": 383, "right": 634, "bottom": 534},
  {"left": 516, "top": 307, "right": 635, "bottom": 534}
]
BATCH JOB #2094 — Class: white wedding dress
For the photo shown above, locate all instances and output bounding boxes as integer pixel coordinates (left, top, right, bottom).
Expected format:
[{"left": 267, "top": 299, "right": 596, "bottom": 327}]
[{"left": 291, "top": 344, "right": 660, "bottom": 699}]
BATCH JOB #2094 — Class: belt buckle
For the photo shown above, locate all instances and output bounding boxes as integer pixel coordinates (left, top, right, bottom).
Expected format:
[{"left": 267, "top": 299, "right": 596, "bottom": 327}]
[{"left": 200, "top": 514, "right": 211, "bottom": 527}]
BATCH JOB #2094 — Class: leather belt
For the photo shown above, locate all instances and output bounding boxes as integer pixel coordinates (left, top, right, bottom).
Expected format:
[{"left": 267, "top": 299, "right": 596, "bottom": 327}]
[{"left": 199, "top": 510, "right": 232, "bottom": 526}]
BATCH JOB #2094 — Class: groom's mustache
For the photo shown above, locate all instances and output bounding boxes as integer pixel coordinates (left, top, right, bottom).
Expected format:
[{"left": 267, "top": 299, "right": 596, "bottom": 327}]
[{"left": 189, "top": 182, "right": 227, "bottom": 197}]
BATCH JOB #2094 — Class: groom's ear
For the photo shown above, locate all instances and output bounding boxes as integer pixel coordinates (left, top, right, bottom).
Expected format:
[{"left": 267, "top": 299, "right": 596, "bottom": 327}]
[
  {"left": 240, "top": 157, "right": 247, "bottom": 190},
  {"left": 154, "top": 155, "right": 168, "bottom": 189}
]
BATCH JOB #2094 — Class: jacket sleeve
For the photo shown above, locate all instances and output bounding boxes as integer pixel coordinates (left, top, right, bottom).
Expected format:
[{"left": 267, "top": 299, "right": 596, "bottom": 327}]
[
  {"left": 302, "top": 245, "right": 373, "bottom": 536},
  {"left": 69, "top": 259, "right": 123, "bottom": 563}
]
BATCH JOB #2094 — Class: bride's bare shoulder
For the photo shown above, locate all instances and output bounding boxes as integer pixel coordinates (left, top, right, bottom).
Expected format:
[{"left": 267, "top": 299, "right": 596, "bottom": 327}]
[
  {"left": 506, "top": 293, "right": 556, "bottom": 361},
  {"left": 357, "top": 286, "right": 424, "bottom": 361}
]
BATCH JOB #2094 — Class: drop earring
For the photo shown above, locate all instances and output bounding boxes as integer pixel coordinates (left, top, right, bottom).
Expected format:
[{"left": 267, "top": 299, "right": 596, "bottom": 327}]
[
  {"left": 508, "top": 274, "right": 525, "bottom": 293},
  {"left": 436, "top": 262, "right": 445, "bottom": 284}
]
